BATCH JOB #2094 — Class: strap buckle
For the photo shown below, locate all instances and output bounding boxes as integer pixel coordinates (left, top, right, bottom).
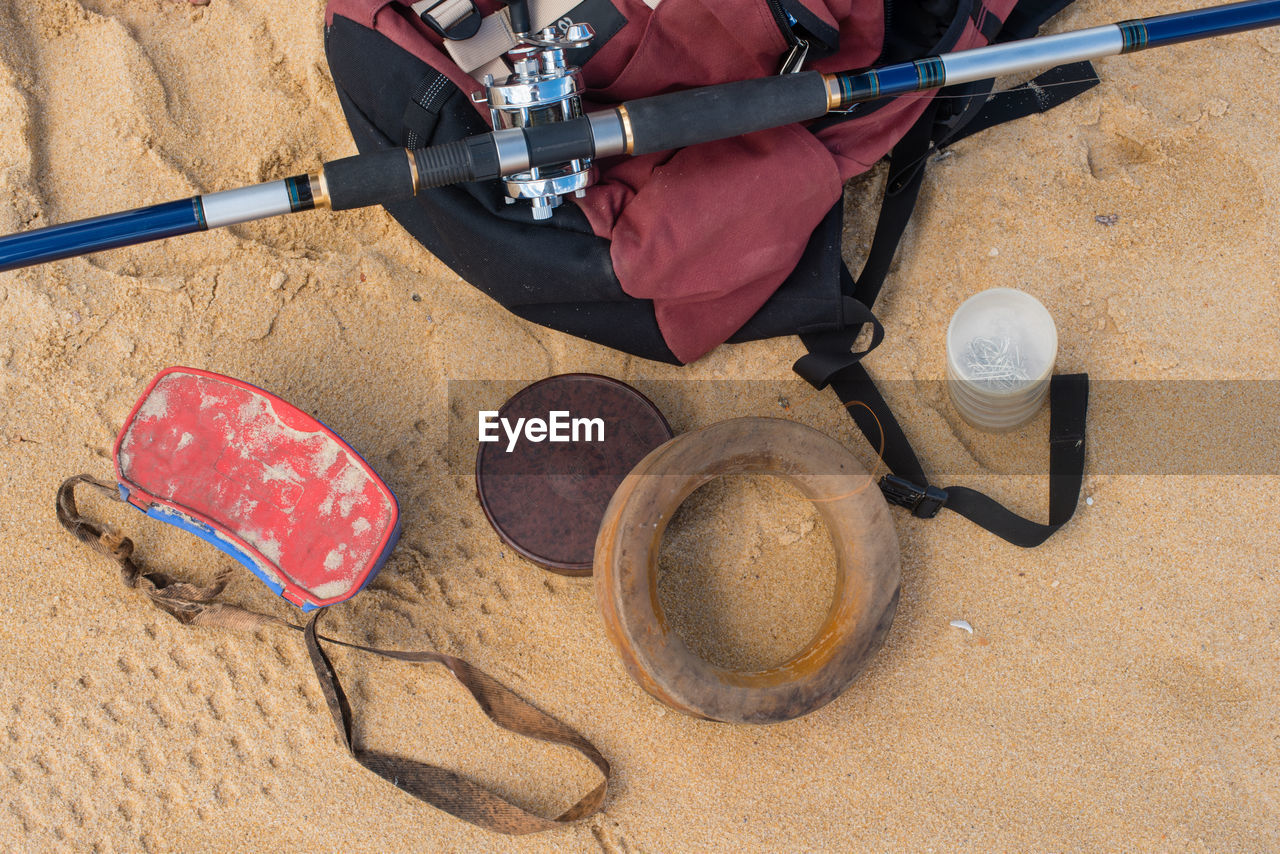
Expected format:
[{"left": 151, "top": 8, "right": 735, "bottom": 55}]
[
  {"left": 412, "top": 0, "right": 483, "bottom": 40},
  {"left": 879, "top": 475, "right": 948, "bottom": 519}
]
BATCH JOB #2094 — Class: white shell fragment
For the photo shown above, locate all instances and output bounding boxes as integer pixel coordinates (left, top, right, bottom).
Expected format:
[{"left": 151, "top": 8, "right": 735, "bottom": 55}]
[{"left": 949, "top": 619, "right": 974, "bottom": 634}]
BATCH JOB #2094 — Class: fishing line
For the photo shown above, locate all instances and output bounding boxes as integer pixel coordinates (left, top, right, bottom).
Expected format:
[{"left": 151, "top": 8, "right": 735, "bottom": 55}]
[
  {"left": 855, "top": 75, "right": 1105, "bottom": 196},
  {"left": 891, "top": 73, "right": 1103, "bottom": 101},
  {"left": 809, "top": 399, "right": 887, "bottom": 504}
]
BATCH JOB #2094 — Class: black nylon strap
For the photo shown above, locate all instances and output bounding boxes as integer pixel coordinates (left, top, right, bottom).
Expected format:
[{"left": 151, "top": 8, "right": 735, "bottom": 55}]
[
  {"left": 795, "top": 294, "right": 884, "bottom": 389},
  {"left": 971, "top": 3, "right": 1005, "bottom": 42},
  {"left": 851, "top": 98, "right": 942, "bottom": 310},
  {"left": 942, "top": 373, "right": 1089, "bottom": 547},
  {"left": 944, "top": 62, "right": 1100, "bottom": 147},
  {"left": 403, "top": 70, "right": 457, "bottom": 149},
  {"left": 821, "top": 367, "right": 1089, "bottom": 547},
  {"left": 852, "top": 61, "right": 1095, "bottom": 309},
  {"left": 799, "top": 33, "right": 1096, "bottom": 547},
  {"left": 824, "top": 362, "right": 928, "bottom": 484}
]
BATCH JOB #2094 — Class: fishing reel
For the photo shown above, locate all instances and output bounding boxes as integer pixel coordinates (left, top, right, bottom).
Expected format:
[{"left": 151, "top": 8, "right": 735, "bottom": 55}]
[{"left": 470, "top": 22, "right": 596, "bottom": 219}]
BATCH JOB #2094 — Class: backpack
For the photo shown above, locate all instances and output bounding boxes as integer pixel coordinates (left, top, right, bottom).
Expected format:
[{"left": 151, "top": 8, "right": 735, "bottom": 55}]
[{"left": 322, "top": 0, "right": 1094, "bottom": 546}]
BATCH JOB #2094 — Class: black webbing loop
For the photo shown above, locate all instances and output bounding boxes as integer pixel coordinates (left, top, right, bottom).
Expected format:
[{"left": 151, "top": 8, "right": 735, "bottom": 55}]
[
  {"left": 818, "top": 368, "right": 1090, "bottom": 547},
  {"left": 403, "top": 69, "right": 457, "bottom": 148},
  {"left": 795, "top": 295, "right": 885, "bottom": 388},
  {"left": 942, "top": 373, "right": 1089, "bottom": 547}
]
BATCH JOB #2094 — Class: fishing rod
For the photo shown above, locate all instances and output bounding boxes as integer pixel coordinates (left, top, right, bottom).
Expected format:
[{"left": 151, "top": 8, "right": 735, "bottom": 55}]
[{"left": 0, "top": 0, "right": 1277, "bottom": 272}]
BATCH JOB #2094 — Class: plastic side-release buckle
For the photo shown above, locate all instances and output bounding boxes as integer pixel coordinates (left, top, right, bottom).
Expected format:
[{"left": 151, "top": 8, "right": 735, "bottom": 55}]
[
  {"left": 879, "top": 475, "right": 948, "bottom": 519},
  {"left": 411, "top": 0, "right": 483, "bottom": 40}
]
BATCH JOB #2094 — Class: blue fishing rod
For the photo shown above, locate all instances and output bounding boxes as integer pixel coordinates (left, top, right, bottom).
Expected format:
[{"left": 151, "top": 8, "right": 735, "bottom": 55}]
[{"left": 0, "top": 0, "right": 1277, "bottom": 272}]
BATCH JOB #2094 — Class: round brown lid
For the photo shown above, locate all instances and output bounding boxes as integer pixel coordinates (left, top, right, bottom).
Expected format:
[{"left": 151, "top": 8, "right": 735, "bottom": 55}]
[{"left": 475, "top": 374, "right": 673, "bottom": 576}]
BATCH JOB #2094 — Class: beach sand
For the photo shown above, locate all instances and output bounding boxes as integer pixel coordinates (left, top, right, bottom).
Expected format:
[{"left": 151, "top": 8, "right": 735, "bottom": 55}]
[{"left": 1, "top": 0, "right": 1278, "bottom": 850}]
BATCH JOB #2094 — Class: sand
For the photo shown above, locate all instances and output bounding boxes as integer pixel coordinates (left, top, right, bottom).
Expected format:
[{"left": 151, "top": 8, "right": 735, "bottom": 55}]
[{"left": 1, "top": 0, "right": 1278, "bottom": 850}]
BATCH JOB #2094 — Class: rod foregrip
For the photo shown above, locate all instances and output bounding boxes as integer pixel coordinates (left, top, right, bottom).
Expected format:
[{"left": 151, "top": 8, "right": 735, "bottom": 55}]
[
  {"left": 623, "top": 72, "right": 830, "bottom": 156},
  {"left": 324, "top": 149, "right": 416, "bottom": 211},
  {"left": 523, "top": 118, "right": 596, "bottom": 167}
]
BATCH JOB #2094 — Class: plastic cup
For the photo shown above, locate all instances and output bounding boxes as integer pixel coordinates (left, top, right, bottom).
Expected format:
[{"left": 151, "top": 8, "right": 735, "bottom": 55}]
[{"left": 945, "top": 288, "right": 1057, "bottom": 431}]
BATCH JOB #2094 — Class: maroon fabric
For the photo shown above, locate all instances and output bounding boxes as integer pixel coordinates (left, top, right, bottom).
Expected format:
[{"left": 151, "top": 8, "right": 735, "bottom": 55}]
[
  {"left": 324, "top": 0, "right": 1014, "bottom": 362},
  {"left": 590, "top": 126, "right": 842, "bottom": 358}
]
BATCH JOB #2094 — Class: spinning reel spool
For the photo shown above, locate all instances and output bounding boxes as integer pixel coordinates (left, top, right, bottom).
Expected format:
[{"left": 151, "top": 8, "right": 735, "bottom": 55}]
[{"left": 468, "top": 2, "right": 596, "bottom": 219}]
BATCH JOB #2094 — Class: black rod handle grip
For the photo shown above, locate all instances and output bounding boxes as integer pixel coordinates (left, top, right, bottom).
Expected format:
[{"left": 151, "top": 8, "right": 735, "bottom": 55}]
[
  {"left": 625, "top": 72, "right": 829, "bottom": 155},
  {"left": 325, "top": 149, "right": 415, "bottom": 211},
  {"left": 324, "top": 138, "right": 501, "bottom": 211},
  {"left": 524, "top": 117, "right": 596, "bottom": 166},
  {"left": 416, "top": 136, "right": 500, "bottom": 187}
]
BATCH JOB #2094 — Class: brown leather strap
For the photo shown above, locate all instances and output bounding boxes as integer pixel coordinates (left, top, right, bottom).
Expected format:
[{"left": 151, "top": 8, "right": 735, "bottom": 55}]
[
  {"left": 56, "top": 474, "right": 610, "bottom": 835},
  {"left": 303, "top": 613, "right": 609, "bottom": 833}
]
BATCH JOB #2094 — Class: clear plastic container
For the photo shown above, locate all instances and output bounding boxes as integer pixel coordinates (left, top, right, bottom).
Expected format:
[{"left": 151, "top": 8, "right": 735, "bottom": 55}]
[{"left": 945, "top": 288, "right": 1057, "bottom": 431}]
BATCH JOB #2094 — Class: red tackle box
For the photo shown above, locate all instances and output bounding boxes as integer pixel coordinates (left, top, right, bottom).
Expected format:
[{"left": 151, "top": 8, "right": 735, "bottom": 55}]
[{"left": 113, "top": 367, "right": 400, "bottom": 610}]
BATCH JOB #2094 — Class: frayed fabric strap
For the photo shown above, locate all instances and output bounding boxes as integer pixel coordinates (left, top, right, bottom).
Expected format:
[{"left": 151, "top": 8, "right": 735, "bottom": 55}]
[
  {"left": 303, "top": 613, "right": 610, "bottom": 834},
  {"left": 56, "top": 475, "right": 610, "bottom": 835}
]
